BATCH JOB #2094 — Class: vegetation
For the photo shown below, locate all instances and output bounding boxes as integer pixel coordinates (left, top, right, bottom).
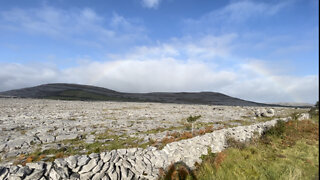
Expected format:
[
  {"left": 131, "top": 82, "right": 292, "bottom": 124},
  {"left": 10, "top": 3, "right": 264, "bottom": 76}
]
[
  {"left": 187, "top": 115, "right": 201, "bottom": 134},
  {"left": 13, "top": 130, "right": 153, "bottom": 165},
  {"left": 153, "top": 125, "right": 214, "bottom": 149},
  {"left": 160, "top": 113, "right": 319, "bottom": 180},
  {"left": 46, "top": 90, "right": 139, "bottom": 102}
]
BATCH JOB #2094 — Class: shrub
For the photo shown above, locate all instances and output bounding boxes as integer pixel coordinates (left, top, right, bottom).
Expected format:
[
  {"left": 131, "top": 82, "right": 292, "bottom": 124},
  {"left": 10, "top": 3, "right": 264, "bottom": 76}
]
[
  {"left": 160, "top": 161, "right": 197, "bottom": 180},
  {"left": 187, "top": 115, "right": 201, "bottom": 135},
  {"left": 180, "top": 132, "right": 193, "bottom": 139},
  {"left": 263, "top": 120, "right": 286, "bottom": 137},
  {"left": 186, "top": 115, "right": 201, "bottom": 123},
  {"left": 226, "top": 137, "right": 247, "bottom": 150}
]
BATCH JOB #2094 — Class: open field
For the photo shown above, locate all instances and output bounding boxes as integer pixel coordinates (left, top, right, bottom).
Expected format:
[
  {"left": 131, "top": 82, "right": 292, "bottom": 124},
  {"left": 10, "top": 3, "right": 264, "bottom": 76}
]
[{"left": 0, "top": 98, "right": 308, "bottom": 167}]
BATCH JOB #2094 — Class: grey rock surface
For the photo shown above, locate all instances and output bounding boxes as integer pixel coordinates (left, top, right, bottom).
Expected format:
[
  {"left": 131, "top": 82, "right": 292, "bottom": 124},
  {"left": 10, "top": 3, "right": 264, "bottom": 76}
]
[
  {"left": 0, "top": 116, "right": 292, "bottom": 180},
  {"left": 0, "top": 98, "right": 309, "bottom": 179}
]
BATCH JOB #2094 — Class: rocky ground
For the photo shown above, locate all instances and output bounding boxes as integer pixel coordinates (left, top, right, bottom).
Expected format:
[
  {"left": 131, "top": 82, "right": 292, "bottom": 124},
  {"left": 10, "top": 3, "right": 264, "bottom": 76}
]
[{"left": 0, "top": 98, "right": 307, "bottom": 166}]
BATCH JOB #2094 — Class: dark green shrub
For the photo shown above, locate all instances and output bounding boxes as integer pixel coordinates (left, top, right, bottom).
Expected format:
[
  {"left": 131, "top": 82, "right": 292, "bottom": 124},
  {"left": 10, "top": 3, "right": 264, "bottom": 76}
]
[
  {"left": 263, "top": 120, "right": 286, "bottom": 137},
  {"left": 187, "top": 115, "right": 201, "bottom": 123}
]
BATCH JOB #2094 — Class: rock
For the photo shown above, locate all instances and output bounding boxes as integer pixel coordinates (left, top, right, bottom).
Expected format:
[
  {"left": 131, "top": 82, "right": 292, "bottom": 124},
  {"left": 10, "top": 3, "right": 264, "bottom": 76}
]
[
  {"left": 266, "top": 109, "right": 275, "bottom": 116},
  {"left": 0, "top": 144, "right": 7, "bottom": 152},
  {"left": 77, "top": 155, "right": 90, "bottom": 167},
  {"left": 106, "top": 162, "right": 118, "bottom": 180},
  {"left": 66, "top": 155, "right": 78, "bottom": 169},
  {"left": 54, "top": 158, "right": 68, "bottom": 167},
  {"left": 120, "top": 165, "right": 132, "bottom": 180},
  {"left": 91, "top": 161, "right": 111, "bottom": 180},
  {"left": 126, "top": 169, "right": 135, "bottom": 180},
  {"left": 92, "top": 160, "right": 104, "bottom": 173},
  {"left": 101, "top": 152, "right": 112, "bottom": 163},
  {"left": 38, "top": 135, "right": 55, "bottom": 143},
  {"left": 7, "top": 175, "right": 22, "bottom": 180},
  {"left": 6, "top": 139, "right": 27, "bottom": 150},
  {"left": 69, "top": 172, "right": 80, "bottom": 180},
  {"left": 80, "top": 171, "right": 94, "bottom": 179},
  {"left": 26, "top": 162, "right": 45, "bottom": 170},
  {"left": 89, "top": 153, "right": 99, "bottom": 159},
  {"left": 92, "top": 172, "right": 107, "bottom": 180},
  {"left": 85, "top": 135, "right": 95, "bottom": 144},
  {"left": 55, "top": 134, "right": 78, "bottom": 141},
  {"left": 0, "top": 167, "right": 9, "bottom": 179},
  {"left": 255, "top": 109, "right": 275, "bottom": 117},
  {"left": 8, "top": 166, "right": 19, "bottom": 174},
  {"left": 49, "top": 168, "right": 60, "bottom": 180},
  {"left": 298, "top": 113, "right": 310, "bottom": 120},
  {"left": 254, "top": 109, "right": 261, "bottom": 117},
  {"left": 24, "top": 169, "right": 44, "bottom": 180},
  {"left": 79, "top": 158, "right": 98, "bottom": 174},
  {"left": 44, "top": 162, "right": 52, "bottom": 177},
  {"left": 117, "top": 149, "right": 127, "bottom": 156},
  {"left": 55, "top": 166, "right": 69, "bottom": 179}
]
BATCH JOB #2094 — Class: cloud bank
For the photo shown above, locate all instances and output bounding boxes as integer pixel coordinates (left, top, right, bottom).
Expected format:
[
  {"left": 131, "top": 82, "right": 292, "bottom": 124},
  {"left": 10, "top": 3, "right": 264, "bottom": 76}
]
[{"left": 1, "top": 36, "right": 318, "bottom": 104}]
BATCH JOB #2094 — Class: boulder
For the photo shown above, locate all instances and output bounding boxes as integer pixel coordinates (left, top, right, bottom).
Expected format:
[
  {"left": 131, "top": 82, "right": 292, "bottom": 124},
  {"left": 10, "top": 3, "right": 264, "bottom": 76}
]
[{"left": 298, "top": 113, "right": 310, "bottom": 120}]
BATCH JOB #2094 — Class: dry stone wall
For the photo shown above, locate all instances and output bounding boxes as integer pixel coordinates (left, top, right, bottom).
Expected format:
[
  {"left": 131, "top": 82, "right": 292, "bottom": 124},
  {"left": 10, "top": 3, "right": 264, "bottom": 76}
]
[{"left": 0, "top": 117, "right": 291, "bottom": 180}]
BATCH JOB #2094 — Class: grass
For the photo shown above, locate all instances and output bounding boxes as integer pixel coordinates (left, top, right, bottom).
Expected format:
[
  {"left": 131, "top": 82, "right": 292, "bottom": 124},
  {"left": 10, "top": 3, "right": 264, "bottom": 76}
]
[
  {"left": 160, "top": 112, "right": 319, "bottom": 180},
  {"left": 142, "top": 126, "right": 186, "bottom": 135}
]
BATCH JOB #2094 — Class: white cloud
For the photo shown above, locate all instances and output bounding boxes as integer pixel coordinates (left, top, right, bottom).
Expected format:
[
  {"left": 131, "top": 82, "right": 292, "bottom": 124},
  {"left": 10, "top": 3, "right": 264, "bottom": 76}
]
[
  {"left": 184, "top": 0, "right": 293, "bottom": 32},
  {"left": 0, "top": 63, "right": 59, "bottom": 91},
  {"left": 114, "top": 34, "right": 237, "bottom": 61},
  {"left": 225, "top": 60, "right": 319, "bottom": 103},
  {"left": 217, "top": 0, "right": 291, "bottom": 23},
  {"left": 0, "top": 6, "right": 147, "bottom": 47},
  {"left": 141, "top": 0, "right": 162, "bottom": 8}
]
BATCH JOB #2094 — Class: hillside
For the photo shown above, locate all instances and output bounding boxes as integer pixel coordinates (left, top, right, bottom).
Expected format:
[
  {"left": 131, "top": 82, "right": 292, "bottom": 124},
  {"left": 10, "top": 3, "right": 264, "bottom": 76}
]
[{"left": 0, "top": 83, "right": 275, "bottom": 106}]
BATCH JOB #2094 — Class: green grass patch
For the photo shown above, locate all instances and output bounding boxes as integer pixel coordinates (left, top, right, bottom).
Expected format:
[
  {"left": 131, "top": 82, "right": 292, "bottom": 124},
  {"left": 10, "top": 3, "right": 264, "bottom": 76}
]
[{"left": 142, "top": 125, "right": 188, "bottom": 135}]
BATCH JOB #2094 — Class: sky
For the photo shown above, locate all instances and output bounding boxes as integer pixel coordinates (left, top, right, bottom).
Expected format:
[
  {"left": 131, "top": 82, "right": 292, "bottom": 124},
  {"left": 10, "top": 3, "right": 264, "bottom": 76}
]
[{"left": 0, "top": 0, "right": 318, "bottom": 103}]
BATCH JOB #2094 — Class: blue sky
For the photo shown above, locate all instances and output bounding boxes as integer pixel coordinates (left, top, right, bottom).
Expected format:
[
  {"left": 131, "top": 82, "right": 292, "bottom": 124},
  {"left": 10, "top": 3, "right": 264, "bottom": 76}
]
[{"left": 0, "top": 0, "right": 318, "bottom": 103}]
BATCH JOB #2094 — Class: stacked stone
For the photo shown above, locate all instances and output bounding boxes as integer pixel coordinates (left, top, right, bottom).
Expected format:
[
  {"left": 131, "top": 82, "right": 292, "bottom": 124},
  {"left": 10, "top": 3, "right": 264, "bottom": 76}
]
[{"left": 0, "top": 117, "right": 290, "bottom": 180}]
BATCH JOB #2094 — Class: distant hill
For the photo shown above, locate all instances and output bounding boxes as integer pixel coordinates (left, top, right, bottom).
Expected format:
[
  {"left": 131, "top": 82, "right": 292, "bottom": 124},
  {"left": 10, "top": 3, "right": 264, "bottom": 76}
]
[
  {"left": 270, "top": 102, "right": 314, "bottom": 107},
  {"left": 0, "top": 83, "right": 281, "bottom": 107}
]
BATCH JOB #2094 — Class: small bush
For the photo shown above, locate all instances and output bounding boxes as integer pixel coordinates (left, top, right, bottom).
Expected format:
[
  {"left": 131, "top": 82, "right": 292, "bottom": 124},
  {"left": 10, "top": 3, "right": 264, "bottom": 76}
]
[
  {"left": 167, "top": 131, "right": 180, "bottom": 138},
  {"left": 159, "top": 161, "right": 197, "bottom": 180},
  {"left": 180, "top": 132, "right": 193, "bottom": 139},
  {"left": 204, "top": 125, "right": 214, "bottom": 133},
  {"left": 263, "top": 120, "right": 286, "bottom": 137},
  {"left": 198, "top": 129, "right": 206, "bottom": 135},
  {"left": 187, "top": 115, "right": 201, "bottom": 123},
  {"left": 213, "top": 152, "right": 227, "bottom": 169},
  {"left": 226, "top": 137, "right": 247, "bottom": 150},
  {"left": 161, "top": 137, "right": 175, "bottom": 145}
]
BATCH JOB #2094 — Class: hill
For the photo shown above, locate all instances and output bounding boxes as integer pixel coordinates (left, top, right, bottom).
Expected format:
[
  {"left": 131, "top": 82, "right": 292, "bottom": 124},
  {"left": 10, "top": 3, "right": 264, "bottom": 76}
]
[{"left": 0, "top": 83, "right": 276, "bottom": 106}]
